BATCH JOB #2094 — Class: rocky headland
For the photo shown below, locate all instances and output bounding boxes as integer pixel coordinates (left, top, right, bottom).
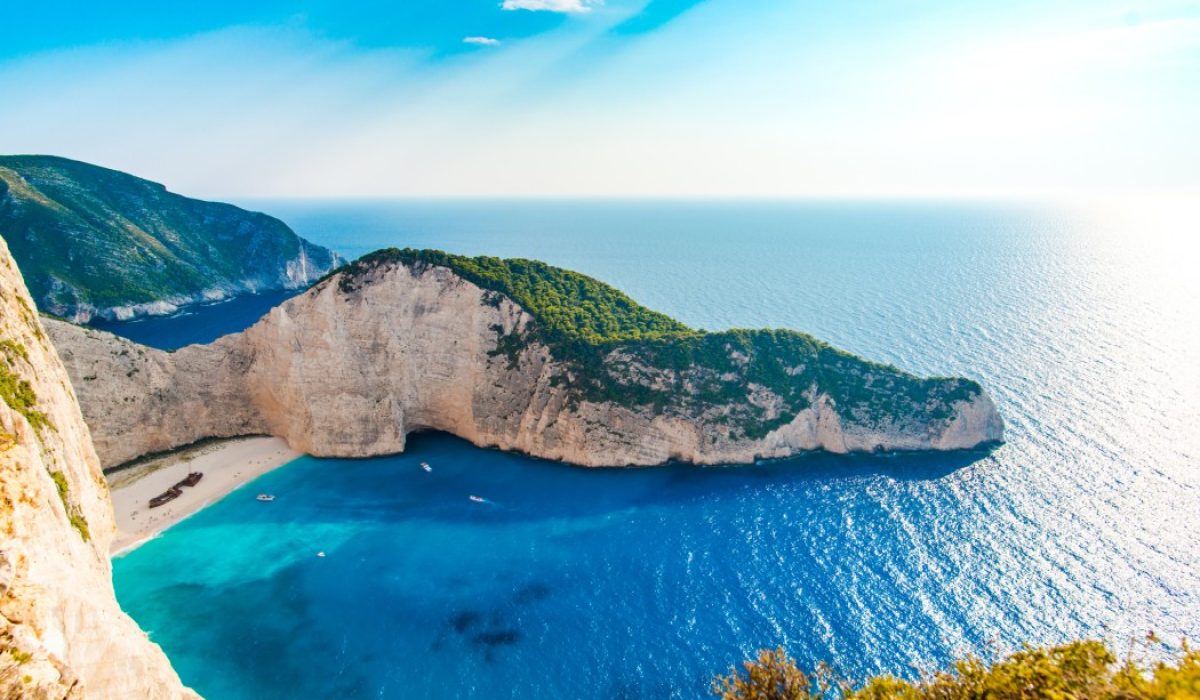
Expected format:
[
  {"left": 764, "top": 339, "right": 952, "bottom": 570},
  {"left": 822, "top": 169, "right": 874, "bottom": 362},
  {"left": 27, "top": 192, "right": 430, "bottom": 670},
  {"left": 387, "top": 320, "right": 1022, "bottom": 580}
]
[{"left": 48, "top": 249, "right": 1004, "bottom": 469}]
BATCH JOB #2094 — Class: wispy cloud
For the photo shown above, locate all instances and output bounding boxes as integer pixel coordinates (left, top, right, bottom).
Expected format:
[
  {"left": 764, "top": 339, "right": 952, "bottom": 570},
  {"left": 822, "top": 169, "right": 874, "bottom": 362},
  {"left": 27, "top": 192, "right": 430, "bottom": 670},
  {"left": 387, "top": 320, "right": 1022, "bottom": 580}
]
[
  {"left": 463, "top": 36, "right": 501, "bottom": 46},
  {"left": 2, "top": 2, "right": 1194, "bottom": 198},
  {"left": 501, "top": 0, "right": 597, "bottom": 13}
]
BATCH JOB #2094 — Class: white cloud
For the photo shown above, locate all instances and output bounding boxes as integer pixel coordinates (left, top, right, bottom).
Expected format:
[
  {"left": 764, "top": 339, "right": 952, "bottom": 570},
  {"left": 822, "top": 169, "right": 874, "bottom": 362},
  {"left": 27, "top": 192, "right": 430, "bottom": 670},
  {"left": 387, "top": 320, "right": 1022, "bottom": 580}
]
[
  {"left": 463, "top": 36, "right": 501, "bottom": 46},
  {"left": 501, "top": 0, "right": 596, "bottom": 13}
]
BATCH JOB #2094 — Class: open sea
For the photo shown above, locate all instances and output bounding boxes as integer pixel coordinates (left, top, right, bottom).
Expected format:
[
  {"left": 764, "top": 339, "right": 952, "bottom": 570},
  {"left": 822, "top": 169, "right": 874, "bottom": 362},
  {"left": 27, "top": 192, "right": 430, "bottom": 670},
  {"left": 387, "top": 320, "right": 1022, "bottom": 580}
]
[{"left": 109, "top": 199, "right": 1200, "bottom": 699}]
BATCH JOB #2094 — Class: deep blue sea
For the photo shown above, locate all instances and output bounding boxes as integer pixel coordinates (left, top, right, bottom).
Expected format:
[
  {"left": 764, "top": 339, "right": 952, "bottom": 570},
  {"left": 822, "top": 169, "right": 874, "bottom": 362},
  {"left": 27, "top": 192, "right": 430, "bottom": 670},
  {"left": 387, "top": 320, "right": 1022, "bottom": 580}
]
[{"left": 110, "top": 199, "right": 1200, "bottom": 699}]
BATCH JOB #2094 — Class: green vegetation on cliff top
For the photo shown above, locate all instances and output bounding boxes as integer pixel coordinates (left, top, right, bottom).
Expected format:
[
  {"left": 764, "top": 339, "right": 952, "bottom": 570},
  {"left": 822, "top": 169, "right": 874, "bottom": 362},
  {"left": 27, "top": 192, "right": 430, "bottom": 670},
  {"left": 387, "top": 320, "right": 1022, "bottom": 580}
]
[
  {"left": 0, "top": 155, "right": 340, "bottom": 316},
  {"left": 334, "top": 248, "right": 984, "bottom": 436},
  {"left": 346, "top": 247, "right": 693, "bottom": 344}
]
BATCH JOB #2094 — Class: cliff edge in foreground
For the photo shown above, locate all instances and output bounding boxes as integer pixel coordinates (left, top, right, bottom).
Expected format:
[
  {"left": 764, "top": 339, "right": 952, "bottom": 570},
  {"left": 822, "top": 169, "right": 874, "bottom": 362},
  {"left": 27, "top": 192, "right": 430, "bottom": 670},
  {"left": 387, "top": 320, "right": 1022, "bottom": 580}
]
[
  {"left": 0, "top": 155, "right": 341, "bottom": 322},
  {"left": 48, "top": 249, "right": 1003, "bottom": 469},
  {"left": 0, "top": 238, "right": 197, "bottom": 698}
]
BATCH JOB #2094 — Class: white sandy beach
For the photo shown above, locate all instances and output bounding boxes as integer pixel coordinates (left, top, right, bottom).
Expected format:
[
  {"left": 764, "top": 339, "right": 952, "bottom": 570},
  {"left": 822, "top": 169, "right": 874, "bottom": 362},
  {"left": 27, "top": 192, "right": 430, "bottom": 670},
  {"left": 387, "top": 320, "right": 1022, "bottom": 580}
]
[{"left": 107, "top": 436, "right": 300, "bottom": 555}]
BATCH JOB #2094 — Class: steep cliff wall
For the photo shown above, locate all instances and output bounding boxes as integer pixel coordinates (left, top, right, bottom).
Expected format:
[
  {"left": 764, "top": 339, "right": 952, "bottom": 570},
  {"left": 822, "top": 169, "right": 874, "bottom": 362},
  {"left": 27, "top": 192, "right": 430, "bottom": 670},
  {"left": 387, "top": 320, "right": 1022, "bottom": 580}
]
[
  {"left": 0, "top": 155, "right": 341, "bottom": 322},
  {"left": 0, "top": 238, "right": 198, "bottom": 698},
  {"left": 48, "top": 256, "right": 1003, "bottom": 469}
]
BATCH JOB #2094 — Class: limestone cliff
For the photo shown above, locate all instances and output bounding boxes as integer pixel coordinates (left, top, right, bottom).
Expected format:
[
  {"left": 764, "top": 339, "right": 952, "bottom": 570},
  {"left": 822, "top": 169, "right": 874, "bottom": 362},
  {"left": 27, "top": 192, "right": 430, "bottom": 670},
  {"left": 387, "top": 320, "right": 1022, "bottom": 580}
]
[
  {"left": 47, "top": 252, "right": 1003, "bottom": 469},
  {"left": 0, "top": 237, "right": 198, "bottom": 698}
]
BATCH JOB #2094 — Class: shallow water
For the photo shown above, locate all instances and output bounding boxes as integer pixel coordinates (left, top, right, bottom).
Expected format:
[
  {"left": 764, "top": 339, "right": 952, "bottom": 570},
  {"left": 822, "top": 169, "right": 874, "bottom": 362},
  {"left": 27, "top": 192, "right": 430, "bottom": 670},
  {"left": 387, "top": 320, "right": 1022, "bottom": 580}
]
[{"left": 111, "top": 199, "right": 1200, "bottom": 699}]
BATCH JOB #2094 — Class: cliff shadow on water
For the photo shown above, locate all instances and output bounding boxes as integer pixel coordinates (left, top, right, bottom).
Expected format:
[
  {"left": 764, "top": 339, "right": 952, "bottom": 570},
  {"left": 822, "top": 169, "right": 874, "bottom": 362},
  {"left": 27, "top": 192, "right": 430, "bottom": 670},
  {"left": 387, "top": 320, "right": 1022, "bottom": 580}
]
[
  {"left": 666, "top": 440, "right": 1004, "bottom": 483},
  {"left": 86, "top": 288, "right": 303, "bottom": 350},
  {"left": 300, "top": 430, "right": 1003, "bottom": 525}
]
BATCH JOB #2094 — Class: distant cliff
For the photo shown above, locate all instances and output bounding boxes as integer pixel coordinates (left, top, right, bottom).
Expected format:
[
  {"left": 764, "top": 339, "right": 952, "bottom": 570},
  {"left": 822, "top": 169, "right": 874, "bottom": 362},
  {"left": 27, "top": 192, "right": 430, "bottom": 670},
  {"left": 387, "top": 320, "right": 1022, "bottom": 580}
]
[
  {"left": 47, "top": 249, "right": 1003, "bottom": 468},
  {"left": 0, "top": 238, "right": 197, "bottom": 698},
  {"left": 0, "top": 155, "right": 340, "bottom": 322}
]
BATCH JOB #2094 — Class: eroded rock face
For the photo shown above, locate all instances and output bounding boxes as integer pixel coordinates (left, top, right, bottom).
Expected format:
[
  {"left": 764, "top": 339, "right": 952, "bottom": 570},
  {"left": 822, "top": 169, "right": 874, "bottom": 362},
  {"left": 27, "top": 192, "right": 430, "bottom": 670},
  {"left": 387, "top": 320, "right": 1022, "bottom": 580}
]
[
  {"left": 48, "top": 259, "right": 1003, "bottom": 470},
  {"left": 0, "top": 238, "right": 198, "bottom": 699}
]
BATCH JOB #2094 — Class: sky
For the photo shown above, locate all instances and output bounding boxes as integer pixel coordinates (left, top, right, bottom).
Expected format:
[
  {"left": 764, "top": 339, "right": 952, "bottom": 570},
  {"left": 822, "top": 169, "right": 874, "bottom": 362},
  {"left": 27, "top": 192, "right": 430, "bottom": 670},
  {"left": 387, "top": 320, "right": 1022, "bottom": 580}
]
[{"left": 0, "top": 0, "right": 1198, "bottom": 198}]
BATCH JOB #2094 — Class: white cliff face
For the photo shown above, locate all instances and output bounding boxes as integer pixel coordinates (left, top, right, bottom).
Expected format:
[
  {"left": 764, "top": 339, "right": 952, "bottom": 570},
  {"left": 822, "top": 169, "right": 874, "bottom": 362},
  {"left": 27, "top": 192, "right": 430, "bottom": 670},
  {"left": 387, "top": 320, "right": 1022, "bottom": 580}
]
[
  {"left": 0, "top": 239, "right": 198, "bottom": 699},
  {"left": 47, "top": 259, "right": 1003, "bottom": 470}
]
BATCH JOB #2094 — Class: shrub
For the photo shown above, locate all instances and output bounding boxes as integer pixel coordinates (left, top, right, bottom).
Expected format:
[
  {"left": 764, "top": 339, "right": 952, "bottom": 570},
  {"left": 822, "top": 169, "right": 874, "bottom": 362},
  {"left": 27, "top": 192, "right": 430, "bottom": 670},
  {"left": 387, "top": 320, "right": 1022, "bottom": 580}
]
[
  {"left": 714, "top": 639, "right": 1200, "bottom": 700},
  {"left": 0, "top": 344, "right": 51, "bottom": 435},
  {"left": 48, "top": 470, "right": 90, "bottom": 542},
  {"left": 714, "top": 648, "right": 838, "bottom": 700}
]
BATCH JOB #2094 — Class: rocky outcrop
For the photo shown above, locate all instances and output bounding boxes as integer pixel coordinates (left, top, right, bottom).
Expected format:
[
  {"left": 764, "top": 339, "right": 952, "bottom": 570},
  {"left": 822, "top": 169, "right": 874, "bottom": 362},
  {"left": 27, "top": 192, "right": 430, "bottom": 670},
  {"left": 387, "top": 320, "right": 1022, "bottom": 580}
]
[
  {"left": 0, "top": 238, "right": 198, "bottom": 698},
  {"left": 48, "top": 257, "right": 1003, "bottom": 469},
  {"left": 0, "top": 155, "right": 341, "bottom": 322}
]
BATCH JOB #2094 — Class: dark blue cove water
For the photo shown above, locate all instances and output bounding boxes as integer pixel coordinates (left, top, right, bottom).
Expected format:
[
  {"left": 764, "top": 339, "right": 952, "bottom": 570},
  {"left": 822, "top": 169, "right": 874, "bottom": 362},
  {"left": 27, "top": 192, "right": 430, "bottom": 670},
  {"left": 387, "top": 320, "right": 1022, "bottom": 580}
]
[
  {"left": 88, "top": 289, "right": 299, "bottom": 350},
  {"left": 111, "top": 200, "right": 1200, "bottom": 699}
]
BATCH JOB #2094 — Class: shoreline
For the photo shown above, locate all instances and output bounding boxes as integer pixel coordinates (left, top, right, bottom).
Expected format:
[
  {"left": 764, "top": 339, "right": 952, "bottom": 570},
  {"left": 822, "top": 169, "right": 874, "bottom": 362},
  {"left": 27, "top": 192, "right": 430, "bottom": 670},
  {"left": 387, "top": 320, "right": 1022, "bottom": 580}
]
[{"left": 107, "top": 436, "right": 300, "bottom": 556}]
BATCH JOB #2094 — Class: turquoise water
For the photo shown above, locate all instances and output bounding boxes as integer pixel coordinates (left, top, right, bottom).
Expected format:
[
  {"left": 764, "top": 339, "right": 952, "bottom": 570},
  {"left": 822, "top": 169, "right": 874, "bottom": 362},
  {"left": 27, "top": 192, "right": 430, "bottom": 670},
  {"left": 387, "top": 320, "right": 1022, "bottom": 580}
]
[{"left": 112, "top": 199, "right": 1200, "bottom": 699}]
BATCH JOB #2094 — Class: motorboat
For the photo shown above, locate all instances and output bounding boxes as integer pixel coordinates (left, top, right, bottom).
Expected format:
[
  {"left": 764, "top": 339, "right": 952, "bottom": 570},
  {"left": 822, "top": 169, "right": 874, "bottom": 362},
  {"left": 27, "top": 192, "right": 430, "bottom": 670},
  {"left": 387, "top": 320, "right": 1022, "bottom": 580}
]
[
  {"left": 420, "top": 462, "right": 432, "bottom": 472},
  {"left": 256, "top": 494, "right": 276, "bottom": 502},
  {"left": 469, "top": 495, "right": 485, "bottom": 503}
]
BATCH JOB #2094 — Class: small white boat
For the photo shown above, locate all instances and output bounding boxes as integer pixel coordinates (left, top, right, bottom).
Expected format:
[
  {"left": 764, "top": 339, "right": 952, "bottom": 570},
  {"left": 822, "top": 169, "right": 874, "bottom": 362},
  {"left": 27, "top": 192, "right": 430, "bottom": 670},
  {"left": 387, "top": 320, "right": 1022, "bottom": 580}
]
[
  {"left": 469, "top": 495, "right": 485, "bottom": 503},
  {"left": 256, "top": 494, "right": 276, "bottom": 502},
  {"left": 420, "top": 462, "right": 432, "bottom": 472},
  {"left": 316, "top": 551, "right": 326, "bottom": 558}
]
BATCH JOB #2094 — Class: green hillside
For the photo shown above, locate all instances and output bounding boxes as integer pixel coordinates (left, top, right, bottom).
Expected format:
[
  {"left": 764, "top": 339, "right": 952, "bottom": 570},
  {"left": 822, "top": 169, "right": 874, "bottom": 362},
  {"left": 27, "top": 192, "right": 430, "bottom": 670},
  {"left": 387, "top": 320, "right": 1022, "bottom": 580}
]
[{"left": 0, "top": 155, "right": 340, "bottom": 320}]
